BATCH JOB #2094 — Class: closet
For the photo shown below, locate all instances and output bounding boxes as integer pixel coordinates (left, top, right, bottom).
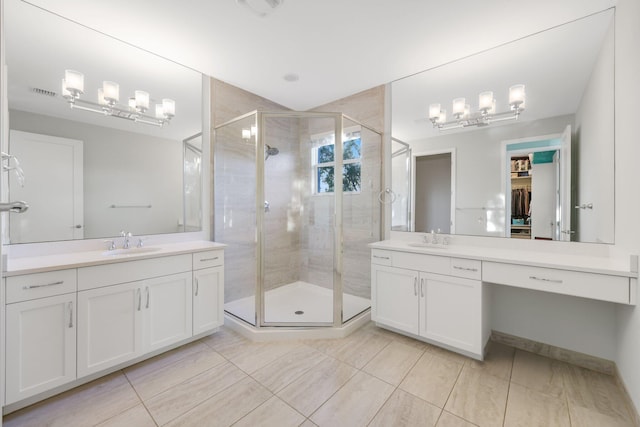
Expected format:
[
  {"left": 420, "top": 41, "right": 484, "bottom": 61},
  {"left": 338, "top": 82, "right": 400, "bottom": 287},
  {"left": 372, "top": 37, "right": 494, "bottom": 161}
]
[{"left": 510, "top": 156, "right": 531, "bottom": 239}]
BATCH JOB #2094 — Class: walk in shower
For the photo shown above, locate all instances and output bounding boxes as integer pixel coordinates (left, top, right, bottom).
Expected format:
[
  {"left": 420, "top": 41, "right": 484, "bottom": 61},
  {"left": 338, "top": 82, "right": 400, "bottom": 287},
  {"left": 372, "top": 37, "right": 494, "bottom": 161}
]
[{"left": 214, "top": 111, "right": 382, "bottom": 328}]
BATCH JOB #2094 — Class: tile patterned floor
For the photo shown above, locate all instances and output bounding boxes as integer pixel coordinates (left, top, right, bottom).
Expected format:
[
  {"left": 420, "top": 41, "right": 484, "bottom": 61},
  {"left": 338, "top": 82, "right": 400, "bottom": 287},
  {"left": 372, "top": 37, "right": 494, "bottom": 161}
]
[{"left": 3, "top": 323, "right": 637, "bottom": 427}]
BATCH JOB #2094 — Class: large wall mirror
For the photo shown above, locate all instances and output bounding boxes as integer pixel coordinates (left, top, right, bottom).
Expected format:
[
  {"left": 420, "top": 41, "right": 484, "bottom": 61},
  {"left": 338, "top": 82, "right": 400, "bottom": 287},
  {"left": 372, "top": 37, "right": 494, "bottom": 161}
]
[
  {"left": 391, "top": 9, "right": 614, "bottom": 244},
  {"left": 4, "top": 0, "right": 204, "bottom": 244}
]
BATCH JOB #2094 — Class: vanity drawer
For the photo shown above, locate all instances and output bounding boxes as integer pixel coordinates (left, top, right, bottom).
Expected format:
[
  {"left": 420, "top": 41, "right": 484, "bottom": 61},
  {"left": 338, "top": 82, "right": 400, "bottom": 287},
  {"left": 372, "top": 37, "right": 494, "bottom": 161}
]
[
  {"left": 6, "top": 269, "right": 77, "bottom": 304},
  {"left": 483, "top": 262, "right": 630, "bottom": 304},
  {"left": 393, "top": 251, "right": 450, "bottom": 276},
  {"left": 450, "top": 258, "right": 482, "bottom": 280},
  {"left": 193, "top": 250, "right": 224, "bottom": 270},
  {"left": 371, "top": 249, "right": 393, "bottom": 266},
  {"left": 78, "top": 254, "right": 192, "bottom": 291}
]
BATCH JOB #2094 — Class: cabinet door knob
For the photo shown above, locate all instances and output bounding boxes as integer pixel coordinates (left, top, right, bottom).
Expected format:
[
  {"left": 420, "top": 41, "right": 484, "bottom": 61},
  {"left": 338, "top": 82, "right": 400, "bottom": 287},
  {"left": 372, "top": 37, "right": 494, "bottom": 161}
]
[
  {"left": 414, "top": 277, "right": 418, "bottom": 296},
  {"left": 195, "top": 278, "right": 199, "bottom": 296},
  {"left": 421, "top": 278, "right": 425, "bottom": 298},
  {"left": 145, "top": 286, "right": 150, "bottom": 309},
  {"left": 68, "top": 301, "right": 74, "bottom": 328}
]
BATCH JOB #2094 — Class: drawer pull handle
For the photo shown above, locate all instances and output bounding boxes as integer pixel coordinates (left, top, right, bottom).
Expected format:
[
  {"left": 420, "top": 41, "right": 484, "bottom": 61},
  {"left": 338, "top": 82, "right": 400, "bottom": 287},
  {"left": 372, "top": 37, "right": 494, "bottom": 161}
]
[
  {"left": 373, "top": 255, "right": 390, "bottom": 260},
  {"left": 453, "top": 266, "right": 478, "bottom": 272},
  {"left": 199, "top": 257, "right": 219, "bottom": 262},
  {"left": 22, "top": 280, "right": 64, "bottom": 290},
  {"left": 529, "top": 276, "right": 563, "bottom": 284},
  {"left": 414, "top": 278, "right": 417, "bottom": 296}
]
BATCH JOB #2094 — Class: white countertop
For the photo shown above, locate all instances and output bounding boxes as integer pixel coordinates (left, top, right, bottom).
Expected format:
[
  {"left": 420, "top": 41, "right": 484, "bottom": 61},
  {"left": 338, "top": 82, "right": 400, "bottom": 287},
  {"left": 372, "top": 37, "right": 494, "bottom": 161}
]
[
  {"left": 4, "top": 241, "right": 226, "bottom": 276},
  {"left": 370, "top": 240, "right": 637, "bottom": 278}
]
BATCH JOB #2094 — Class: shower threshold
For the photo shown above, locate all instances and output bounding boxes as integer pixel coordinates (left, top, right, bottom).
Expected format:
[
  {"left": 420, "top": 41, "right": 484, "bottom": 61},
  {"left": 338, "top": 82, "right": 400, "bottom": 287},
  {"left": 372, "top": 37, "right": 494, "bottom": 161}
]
[{"left": 224, "top": 281, "right": 371, "bottom": 324}]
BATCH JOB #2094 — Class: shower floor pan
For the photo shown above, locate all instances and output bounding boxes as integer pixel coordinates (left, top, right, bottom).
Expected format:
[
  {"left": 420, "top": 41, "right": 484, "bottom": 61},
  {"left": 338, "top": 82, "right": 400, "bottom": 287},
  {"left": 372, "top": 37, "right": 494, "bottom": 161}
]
[{"left": 224, "top": 281, "right": 371, "bottom": 324}]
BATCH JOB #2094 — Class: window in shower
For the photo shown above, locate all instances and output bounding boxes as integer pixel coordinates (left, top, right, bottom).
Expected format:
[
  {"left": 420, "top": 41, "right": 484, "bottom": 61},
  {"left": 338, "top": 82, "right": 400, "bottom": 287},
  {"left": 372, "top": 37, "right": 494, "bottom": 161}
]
[{"left": 312, "top": 131, "right": 361, "bottom": 194}]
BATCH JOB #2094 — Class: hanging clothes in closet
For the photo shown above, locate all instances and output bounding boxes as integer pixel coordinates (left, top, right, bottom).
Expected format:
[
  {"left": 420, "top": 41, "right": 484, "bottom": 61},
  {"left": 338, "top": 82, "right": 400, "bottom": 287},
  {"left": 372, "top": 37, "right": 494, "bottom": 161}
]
[{"left": 511, "top": 187, "right": 531, "bottom": 218}]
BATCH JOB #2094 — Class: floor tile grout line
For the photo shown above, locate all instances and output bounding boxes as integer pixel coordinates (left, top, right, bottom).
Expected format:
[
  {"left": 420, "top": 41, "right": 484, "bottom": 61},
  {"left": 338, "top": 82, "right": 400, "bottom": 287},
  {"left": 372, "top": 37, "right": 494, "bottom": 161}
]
[{"left": 119, "top": 368, "right": 160, "bottom": 427}]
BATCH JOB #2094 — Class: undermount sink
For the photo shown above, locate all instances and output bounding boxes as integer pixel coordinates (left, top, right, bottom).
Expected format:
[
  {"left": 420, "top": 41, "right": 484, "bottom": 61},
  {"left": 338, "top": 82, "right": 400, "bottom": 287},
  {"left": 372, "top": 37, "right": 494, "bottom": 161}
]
[
  {"left": 407, "top": 242, "right": 448, "bottom": 249},
  {"left": 102, "top": 247, "right": 162, "bottom": 256}
]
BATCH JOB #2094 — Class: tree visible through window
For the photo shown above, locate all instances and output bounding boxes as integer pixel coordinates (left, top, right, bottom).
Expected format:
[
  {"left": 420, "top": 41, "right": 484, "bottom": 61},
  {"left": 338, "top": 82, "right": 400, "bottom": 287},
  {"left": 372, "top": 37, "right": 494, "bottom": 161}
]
[{"left": 315, "top": 136, "right": 361, "bottom": 193}]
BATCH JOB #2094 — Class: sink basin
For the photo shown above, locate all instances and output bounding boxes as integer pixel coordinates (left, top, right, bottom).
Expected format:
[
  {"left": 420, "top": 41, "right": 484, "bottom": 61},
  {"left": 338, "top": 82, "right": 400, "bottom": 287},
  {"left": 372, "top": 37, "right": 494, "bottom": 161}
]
[
  {"left": 407, "top": 242, "right": 448, "bottom": 249},
  {"left": 102, "top": 247, "right": 162, "bottom": 256}
]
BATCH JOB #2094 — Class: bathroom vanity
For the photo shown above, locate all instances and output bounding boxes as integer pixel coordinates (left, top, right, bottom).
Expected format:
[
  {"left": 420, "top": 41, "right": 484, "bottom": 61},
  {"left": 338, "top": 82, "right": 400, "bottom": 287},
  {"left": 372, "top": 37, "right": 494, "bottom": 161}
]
[
  {"left": 2, "top": 241, "right": 224, "bottom": 409},
  {"left": 370, "top": 239, "right": 637, "bottom": 360}
]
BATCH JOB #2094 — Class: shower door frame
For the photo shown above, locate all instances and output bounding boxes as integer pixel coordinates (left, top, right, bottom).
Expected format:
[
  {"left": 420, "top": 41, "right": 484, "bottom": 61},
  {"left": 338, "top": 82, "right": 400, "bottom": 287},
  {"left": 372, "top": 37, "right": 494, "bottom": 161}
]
[{"left": 257, "top": 111, "right": 344, "bottom": 328}]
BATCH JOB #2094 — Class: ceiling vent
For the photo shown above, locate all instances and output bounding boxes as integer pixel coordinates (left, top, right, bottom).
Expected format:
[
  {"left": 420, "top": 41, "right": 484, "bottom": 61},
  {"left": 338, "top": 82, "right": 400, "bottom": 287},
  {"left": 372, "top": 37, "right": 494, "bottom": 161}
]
[
  {"left": 31, "top": 87, "right": 58, "bottom": 98},
  {"left": 236, "top": 0, "right": 284, "bottom": 17}
]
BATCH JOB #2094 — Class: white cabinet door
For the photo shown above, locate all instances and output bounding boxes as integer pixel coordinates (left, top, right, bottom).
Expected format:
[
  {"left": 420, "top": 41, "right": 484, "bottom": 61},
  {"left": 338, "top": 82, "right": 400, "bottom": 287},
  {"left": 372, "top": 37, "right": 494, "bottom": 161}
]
[
  {"left": 5, "top": 294, "right": 76, "bottom": 404},
  {"left": 77, "top": 282, "right": 143, "bottom": 377},
  {"left": 371, "top": 264, "right": 419, "bottom": 335},
  {"left": 193, "top": 266, "right": 224, "bottom": 335},
  {"left": 420, "top": 273, "right": 482, "bottom": 355},
  {"left": 144, "top": 272, "right": 193, "bottom": 352}
]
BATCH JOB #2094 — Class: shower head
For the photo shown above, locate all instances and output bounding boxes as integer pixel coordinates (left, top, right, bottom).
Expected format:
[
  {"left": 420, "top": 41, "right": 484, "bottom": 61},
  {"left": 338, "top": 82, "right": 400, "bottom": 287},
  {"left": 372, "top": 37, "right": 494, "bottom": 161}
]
[{"left": 265, "top": 144, "right": 279, "bottom": 161}]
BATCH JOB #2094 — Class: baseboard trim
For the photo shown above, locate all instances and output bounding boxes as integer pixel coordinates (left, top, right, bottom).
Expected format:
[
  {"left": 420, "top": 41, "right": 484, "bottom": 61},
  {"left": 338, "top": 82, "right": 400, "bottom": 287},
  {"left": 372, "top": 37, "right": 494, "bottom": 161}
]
[
  {"left": 491, "top": 330, "right": 615, "bottom": 374},
  {"left": 614, "top": 364, "right": 640, "bottom": 427}
]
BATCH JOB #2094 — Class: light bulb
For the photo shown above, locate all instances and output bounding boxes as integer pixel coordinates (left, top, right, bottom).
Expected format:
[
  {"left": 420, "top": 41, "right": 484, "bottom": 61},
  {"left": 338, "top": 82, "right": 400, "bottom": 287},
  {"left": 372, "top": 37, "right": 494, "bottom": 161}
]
[
  {"left": 64, "top": 69, "right": 84, "bottom": 96},
  {"left": 429, "top": 103, "right": 441, "bottom": 120},
  {"left": 135, "top": 90, "right": 149, "bottom": 112},
  {"left": 509, "top": 84, "right": 525, "bottom": 108},
  {"left": 162, "top": 98, "right": 175, "bottom": 117},
  {"left": 102, "top": 81, "right": 119, "bottom": 104},
  {"left": 478, "top": 91, "right": 494, "bottom": 112},
  {"left": 452, "top": 98, "right": 466, "bottom": 118}
]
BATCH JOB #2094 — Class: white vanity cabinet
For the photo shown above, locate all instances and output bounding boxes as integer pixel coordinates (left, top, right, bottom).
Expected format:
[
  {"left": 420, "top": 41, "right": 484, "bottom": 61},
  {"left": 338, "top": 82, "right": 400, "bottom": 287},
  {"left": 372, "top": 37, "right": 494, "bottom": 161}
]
[
  {"left": 77, "top": 281, "right": 144, "bottom": 377},
  {"left": 192, "top": 250, "right": 224, "bottom": 335},
  {"left": 76, "top": 255, "right": 192, "bottom": 377},
  {"left": 371, "top": 249, "right": 488, "bottom": 359},
  {"left": 3, "top": 243, "right": 225, "bottom": 409},
  {"left": 4, "top": 270, "right": 77, "bottom": 404}
]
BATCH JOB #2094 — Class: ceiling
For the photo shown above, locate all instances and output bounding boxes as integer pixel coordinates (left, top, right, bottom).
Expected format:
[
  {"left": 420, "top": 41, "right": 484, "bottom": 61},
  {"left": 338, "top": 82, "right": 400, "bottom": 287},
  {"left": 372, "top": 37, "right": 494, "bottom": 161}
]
[{"left": 20, "top": 0, "right": 616, "bottom": 111}]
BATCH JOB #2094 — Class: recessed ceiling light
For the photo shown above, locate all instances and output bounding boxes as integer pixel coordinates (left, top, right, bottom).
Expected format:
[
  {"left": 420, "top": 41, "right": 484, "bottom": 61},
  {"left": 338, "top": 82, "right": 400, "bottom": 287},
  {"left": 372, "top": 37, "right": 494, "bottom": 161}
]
[{"left": 283, "top": 73, "right": 299, "bottom": 82}]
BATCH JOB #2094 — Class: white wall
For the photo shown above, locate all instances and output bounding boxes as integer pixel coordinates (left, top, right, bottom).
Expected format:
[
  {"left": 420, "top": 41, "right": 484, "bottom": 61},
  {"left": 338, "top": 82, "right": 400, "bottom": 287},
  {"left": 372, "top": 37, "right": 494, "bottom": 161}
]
[
  {"left": 574, "top": 17, "right": 615, "bottom": 244},
  {"left": 614, "top": 0, "right": 640, "bottom": 413},
  {"left": 9, "top": 110, "right": 183, "bottom": 239},
  {"left": 409, "top": 115, "right": 573, "bottom": 237}
]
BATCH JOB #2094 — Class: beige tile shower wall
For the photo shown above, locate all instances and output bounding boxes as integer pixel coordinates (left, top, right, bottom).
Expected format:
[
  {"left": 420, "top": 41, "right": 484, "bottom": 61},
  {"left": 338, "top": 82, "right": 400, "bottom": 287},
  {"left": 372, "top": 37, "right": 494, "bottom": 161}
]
[
  {"left": 263, "top": 116, "right": 302, "bottom": 291},
  {"left": 305, "top": 87, "right": 385, "bottom": 299},
  {"left": 211, "top": 78, "right": 288, "bottom": 126},
  {"left": 214, "top": 120, "right": 258, "bottom": 303}
]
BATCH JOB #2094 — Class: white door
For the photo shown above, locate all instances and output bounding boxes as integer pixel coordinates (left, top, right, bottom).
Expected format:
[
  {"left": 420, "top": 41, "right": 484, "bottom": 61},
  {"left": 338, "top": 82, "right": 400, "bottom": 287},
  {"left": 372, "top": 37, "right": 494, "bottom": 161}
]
[
  {"left": 193, "top": 266, "right": 224, "bottom": 335},
  {"left": 371, "top": 264, "right": 419, "bottom": 335},
  {"left": 8, "top": 130, "right": 83, "bottom": 243},
  {"left": 5, "top": 294, "right": 76, "bottom": 404},
  {"left": 559, "top": 125, "right": 572, "bottom": 241},
  {"left": 77, "top": 282, "right": 143, "bottom": 377},
  {"left": 144, "top": 272, "right": 193, "bottom": 352}
]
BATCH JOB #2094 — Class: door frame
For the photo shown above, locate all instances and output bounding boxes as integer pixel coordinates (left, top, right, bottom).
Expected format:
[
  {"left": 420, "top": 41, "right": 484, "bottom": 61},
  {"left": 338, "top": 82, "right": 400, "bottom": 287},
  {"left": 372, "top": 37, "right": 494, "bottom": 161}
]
[{"left": 501, "top": 133, "right": 562, "bottom": 238}]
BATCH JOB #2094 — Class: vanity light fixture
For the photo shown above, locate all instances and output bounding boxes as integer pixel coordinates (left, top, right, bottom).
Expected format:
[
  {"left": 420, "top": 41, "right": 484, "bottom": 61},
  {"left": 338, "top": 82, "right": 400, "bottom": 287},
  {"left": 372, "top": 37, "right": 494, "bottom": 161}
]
[
  {"left": 61, "top": 70, "right": 175, "bottom": 127},
  {"left": 429, "top": 84, "right": 525, "bottom": 131}
]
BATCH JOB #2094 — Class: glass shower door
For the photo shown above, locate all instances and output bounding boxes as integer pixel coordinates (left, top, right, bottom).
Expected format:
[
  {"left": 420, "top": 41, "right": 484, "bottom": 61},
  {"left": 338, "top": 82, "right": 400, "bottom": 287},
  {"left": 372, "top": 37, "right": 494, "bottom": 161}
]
[
  {"left": 214, "top": 113, "right": 258, "bottom": 326},
  {"left": 260, "top": 113, "right": 338, "bottom": 326}
]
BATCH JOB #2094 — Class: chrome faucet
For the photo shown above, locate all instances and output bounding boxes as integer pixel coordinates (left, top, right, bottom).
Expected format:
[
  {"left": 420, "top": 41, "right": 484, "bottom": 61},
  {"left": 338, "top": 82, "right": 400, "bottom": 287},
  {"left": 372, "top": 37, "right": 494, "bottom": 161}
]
[{"left": 120, "top": 230, "right": 133, "bottom": 249}]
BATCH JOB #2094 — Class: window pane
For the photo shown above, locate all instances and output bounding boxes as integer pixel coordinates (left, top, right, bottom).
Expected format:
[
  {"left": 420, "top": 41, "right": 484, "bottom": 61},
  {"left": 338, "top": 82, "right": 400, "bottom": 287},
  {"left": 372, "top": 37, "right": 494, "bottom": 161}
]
[
  {"left": 318, "top": 166, "right": 334, "bottom": 193},
  {"left": 343, "top": 163, "right": 361, "bottom": 192},
  {"left": 343, "top": 138, "right": 361, "bottom": 160},
  {"left": 317, "top": 145, "right": 334, "bottom": 163}
]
